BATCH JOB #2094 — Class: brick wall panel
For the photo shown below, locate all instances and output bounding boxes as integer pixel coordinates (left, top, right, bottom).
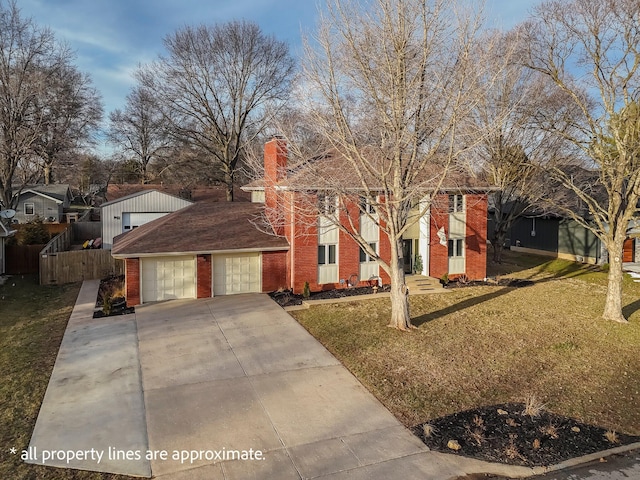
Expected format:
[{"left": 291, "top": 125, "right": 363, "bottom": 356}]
[
  {"left": 196, "top": 254, "right": 212, "bottom": 298},
  {"left": 125, "top": 258, "right": 141, "bottom": 306},
  {"left": 262, "top": 250, "right": 288, "bottom": 292},
  {"left": 465, "top": 194, "right": 488, "bottom": 280}
]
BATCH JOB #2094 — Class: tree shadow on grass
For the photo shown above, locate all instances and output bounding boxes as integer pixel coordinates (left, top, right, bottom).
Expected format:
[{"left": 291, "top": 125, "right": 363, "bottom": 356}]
[
  {"left": 413, "top": 256, "right": 590, "bottom": 326},
  {"left": 412, "top": 286, "right": 515, "bottom": 327},
  {"left": 622, "top": 297, "right": 640, "bottom": 320}
]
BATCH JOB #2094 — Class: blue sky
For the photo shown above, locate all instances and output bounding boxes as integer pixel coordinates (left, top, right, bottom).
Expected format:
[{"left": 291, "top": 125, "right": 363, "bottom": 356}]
[{"left": 16, "top": 0, "right": 541, "bottom": 152}]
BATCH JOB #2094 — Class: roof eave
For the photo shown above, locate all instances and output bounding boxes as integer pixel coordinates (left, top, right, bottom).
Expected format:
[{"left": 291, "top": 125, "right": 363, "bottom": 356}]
[{"left": 111, "top": 245, "right": 290, "bottom": 259}]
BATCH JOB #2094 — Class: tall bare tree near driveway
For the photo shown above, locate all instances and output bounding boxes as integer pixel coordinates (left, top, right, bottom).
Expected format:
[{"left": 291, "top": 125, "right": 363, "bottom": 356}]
[
  {"left": 279, "top": 0, "right": 493, "bottom": 330},
  {"left": 522, "top": 0, "right": 640, "bottom": 323},
  {"left": 140, "top": 20, "right": 295, "bottom": 201}
]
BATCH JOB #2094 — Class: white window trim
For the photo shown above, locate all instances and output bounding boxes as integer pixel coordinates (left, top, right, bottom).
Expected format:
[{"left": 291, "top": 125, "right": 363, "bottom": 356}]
[{"left": 24, "top": 203, "right": 35, "bottom": 215}]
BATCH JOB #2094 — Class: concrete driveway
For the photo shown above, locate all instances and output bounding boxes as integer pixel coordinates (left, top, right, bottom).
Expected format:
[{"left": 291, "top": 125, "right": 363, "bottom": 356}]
[{"left": 28, "top": 281, "right": 502, "bottom": 479}]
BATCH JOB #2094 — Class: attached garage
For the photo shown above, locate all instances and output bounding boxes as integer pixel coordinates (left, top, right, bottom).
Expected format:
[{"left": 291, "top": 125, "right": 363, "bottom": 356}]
[
  {"left": 141, "top": 256, "right": 196, "bottom": 302},
  {"left": 213, "top": 253, "right": 261, "bottom": 295},
  {"left": 112, "top": 202, "right": 289, "bottom": 305}
]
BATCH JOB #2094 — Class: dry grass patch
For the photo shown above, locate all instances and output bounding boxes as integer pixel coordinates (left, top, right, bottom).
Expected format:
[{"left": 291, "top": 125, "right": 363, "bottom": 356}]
[
  {"left": 291, "top": 255, "right": 640, "bottom": 435},
  {"left": 0, "top": 275, "right": 134, "bottom": 480}
]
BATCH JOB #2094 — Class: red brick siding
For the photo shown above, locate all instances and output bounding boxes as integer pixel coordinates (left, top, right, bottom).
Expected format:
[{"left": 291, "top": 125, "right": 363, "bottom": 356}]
[
  {"left": 291, "top": 231, "right": 319, "bottom": 294},
  {"left": 264, "top": 138, "right": 288, "bottom": 236},
  {"left": 429, "top": 194, "right": 450, "bottom": 279},
  {"left": 262, "top": 250, "right": 288, "bottom": 292},
  {"left": 378, "top": 226, "right": 392, "bottom": 284},
  {"left": 288, "top": 194, "right": 392, "bottom": 293},
  {"left": 196, "top": 254, "right": 212, "bottom": 298},
  {"left": 125, "top": 258, "right": 141, "bottom": 306},
  {"left": 464, "top": 194, "right": 488, "bottom": 280},
  {"left": 428, "top": 194, "right": 488, "bottom": 280}
]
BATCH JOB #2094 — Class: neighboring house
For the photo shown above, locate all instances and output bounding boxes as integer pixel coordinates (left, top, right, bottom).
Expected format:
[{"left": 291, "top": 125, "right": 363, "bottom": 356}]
[
  {"left": 113, "top": 138, "right": 492, "bottom": 304},
  {"left": 499, "top": 214, "right": 603, "bottom": 264},
  {"left": 498, "top": 213, "right": 640, "bottom": 265},
  {"left": 111, "top": 202, "right": 289, "bottom": 304},
  {"left": 101, "top": 190, "right": 194, "bottom": 249},
  {"left": 13, "top": 184, "right": 73, "bottom": 224},
  {"left": 0, "top": 221, "right": 16, "bottom": 275}
]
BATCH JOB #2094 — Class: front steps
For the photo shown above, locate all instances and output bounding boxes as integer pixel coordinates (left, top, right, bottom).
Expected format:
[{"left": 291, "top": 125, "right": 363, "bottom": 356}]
[{"left": 404, "top": 275, "right": 444, "bottom": 295}]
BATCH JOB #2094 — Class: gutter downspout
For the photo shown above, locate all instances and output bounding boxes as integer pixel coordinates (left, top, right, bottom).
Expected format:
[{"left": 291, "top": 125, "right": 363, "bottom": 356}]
[{"left": 290, "top": 194, "right": 295, "bottom": 292}]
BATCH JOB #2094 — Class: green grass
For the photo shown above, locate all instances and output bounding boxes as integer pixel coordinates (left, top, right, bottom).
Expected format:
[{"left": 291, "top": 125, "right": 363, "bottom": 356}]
[
  {"left": 0, "top": 275, "right": 132, "bottom": 480},
  {"left": 291, "top": 253, "right": 640, "bottom": 435}
]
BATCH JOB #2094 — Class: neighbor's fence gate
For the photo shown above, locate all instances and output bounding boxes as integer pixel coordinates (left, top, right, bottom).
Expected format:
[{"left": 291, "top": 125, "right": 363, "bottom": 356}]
[
  {"left": 38, "top": 220, "right": 123, "bottom": 285},
  {"left": 39, "top": 249, "right": 123, "bottom": 285},
  {"left": 5, "top": 244, "right": 45, "bottom": 274}
]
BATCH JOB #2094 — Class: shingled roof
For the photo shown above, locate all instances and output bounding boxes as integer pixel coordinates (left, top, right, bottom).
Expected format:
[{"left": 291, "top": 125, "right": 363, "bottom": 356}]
[{"left": 111, "top": 201, "right": 288, "bottom": 256}]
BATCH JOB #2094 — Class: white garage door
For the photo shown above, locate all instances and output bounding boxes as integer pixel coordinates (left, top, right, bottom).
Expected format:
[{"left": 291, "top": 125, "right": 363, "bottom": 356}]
[
  {"left": 213, "top": 253, "right": 261, "bottom": 295},
  {"left": 123, "top": 212, "right": 169, "bottom": 232},
  {"left": 141, "top": 256, "right": 196, "bottom": 302}
]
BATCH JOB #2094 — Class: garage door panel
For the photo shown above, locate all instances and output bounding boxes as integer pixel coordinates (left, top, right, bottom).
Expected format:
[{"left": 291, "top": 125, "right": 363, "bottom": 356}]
[
  {"left": 213, "top": 253, "right": 261, "bottom": 296},
  {"left": 142, "top": 256, "right": 196, "bottom": 302}
]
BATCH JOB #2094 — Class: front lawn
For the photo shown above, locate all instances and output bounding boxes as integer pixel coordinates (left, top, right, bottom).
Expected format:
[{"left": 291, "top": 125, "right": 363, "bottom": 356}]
[
  {"left": 291, "top": 253, "right": 640, "bottom": 438},
  {"left": 0, "top": 275, "right": 132, "bottom": 480}
]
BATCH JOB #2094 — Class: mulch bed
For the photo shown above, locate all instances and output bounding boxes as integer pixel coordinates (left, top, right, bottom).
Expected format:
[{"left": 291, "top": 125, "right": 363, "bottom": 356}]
[
  {"left": 270, "top": 285, "right": 391, "bottom": 307},
  {"left": 412, "top": 403, "right": 640, "bottom": 467},
  {"left": 93, "top": 275, "right": 135, "bottom": 318}
]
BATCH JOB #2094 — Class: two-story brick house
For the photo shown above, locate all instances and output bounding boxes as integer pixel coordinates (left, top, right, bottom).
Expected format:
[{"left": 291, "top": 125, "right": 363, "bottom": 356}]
[{"left": 243, "top": 137, "right": 492, "bottom": 294}]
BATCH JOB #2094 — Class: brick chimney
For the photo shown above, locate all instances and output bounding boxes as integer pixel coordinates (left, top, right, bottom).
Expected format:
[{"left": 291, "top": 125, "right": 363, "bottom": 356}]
[{"left": 264, "top": 137, "right": 287, "bottom": 235}]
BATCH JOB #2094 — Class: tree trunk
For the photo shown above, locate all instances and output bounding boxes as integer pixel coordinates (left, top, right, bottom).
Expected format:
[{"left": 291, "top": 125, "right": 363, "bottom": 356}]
[
  {"left": 491, "top": 226, "right": 508, "bottom": 263},
  {"left": 491, "top": 239, "right": 504, "bottom": 263},
  {"left": 224, "top": 170, "right": 234, "bottom": 202},
  {"left": 602, "top": 236, "right": 628, "bottom": 323},
  {"left": 43, "top": 164, "right": 52, "bottom": 185},
  {"left": 388, "top": 238, "right": 412, "bottom": 330}
]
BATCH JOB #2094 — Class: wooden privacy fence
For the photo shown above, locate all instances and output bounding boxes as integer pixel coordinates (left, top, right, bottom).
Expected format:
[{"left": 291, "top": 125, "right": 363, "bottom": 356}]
[
  {"left": 40, "top": 250, "right": 124, "bottom": 285},
  {"left": 5, "top": 244, "right": 45, "bottom": 274}
]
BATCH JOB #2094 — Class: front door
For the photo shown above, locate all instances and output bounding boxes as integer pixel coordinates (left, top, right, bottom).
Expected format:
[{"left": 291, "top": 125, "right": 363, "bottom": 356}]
[
  {"left": 403, "top": 239, "right": 413, "bottom": 274},
  {"left": 623, "top": 238, "right": 635, "bottom": 263}
]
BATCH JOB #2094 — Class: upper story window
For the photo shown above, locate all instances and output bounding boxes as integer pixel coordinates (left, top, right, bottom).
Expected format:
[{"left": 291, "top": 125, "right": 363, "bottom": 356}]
[
  {"left": 318, "top": 193, "right": 337, "bottom": 216},
  {"left": 449, "top": 194, "right": 464, "bottom": 213},
  {"left": 359, "top": 196, "right": 376, "bottom": 214},
  {"left": 24, "top": 203, "right": 35, "bottom": 215}
]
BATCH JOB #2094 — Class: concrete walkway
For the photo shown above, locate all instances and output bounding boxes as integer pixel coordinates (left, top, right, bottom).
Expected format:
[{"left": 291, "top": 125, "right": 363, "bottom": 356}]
[{"left": 29, "top": 282, "right": 526, "bottom": 479}]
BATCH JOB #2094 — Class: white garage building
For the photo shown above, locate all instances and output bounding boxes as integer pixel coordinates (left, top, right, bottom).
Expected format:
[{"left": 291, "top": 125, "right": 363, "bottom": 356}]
[{"left": 101, "top": 190, "right": 193, "bottom": 249}]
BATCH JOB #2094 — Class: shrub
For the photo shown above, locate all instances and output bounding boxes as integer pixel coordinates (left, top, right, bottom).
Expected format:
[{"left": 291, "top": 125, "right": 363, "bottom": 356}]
[
  {"left": 440, "top": 273, "right": 449, "bottom": 286},
  {"left": 19, "top": 218, "right": 50, "bottom": 245},
  {"left": 303, "top": 281, "right": 311, "bottom": 299},
  {"left": 413, "top": 254, "right": 423, "bottom": 274}
]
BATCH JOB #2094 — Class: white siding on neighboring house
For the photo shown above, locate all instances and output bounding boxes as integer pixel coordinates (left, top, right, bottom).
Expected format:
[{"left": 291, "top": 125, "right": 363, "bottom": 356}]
[
  {"left": 122, "top": 212, "right": 169, "bottom": 231},
  {"left": 101, "top": 191, "right": 192, "bottom": 249}
]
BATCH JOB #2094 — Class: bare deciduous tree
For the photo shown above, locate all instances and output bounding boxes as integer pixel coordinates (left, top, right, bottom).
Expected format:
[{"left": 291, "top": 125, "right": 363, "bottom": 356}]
[
  {"left": 469, "top": 30, "right": 570, "bottom": 263},
  {"left": 108, "top": 84, "right": 171, "bottom": 184},
  {"left": 278, "top": 0, "right": 491, "bottom": 330},
  {"left": 0, "top": 1, "right": 70, "bottom": 208},
  {"left": 34, "top": 63, "right": 103, "bottom": 185},
  {"left": 140, "top": 20, "right": 295, "bottom": 200},
  {"left": 522, "top": 0, "right": 640, "bottom": 323}
]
